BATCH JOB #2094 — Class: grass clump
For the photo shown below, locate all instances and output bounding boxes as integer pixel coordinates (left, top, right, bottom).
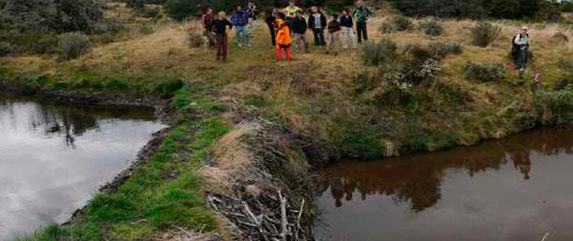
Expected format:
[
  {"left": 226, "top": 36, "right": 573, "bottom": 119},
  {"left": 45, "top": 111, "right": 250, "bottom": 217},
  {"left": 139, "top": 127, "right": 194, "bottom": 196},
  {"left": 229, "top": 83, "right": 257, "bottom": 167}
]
[
  {"left": 419, "top": 20, "right": 445, "bottom": 36},
  {"left": 57, "top": 32, "right": 91, "bottom": 61},
  {"left": 463, "top": 61, "right": 506, "bottom": 82},
  {"left": 471, "top": 22, "right": 501, "bottom": 47},
  {"left": 428, "top": 42, "right": 463, "bottom": 59},
  {"left": 362, "top": 38, "right": 398, "bottom": 66},
  {"left": 380, "top": 16, "right": 414, "bottom": 33}
]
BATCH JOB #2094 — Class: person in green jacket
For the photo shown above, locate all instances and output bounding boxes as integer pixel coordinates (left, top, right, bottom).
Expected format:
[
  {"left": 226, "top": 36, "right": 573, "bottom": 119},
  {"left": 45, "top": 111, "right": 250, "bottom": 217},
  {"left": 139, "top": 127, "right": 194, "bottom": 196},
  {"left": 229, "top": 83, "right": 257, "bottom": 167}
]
[{"left": 352, "top": 0, "right": 373, "bottom": 43}]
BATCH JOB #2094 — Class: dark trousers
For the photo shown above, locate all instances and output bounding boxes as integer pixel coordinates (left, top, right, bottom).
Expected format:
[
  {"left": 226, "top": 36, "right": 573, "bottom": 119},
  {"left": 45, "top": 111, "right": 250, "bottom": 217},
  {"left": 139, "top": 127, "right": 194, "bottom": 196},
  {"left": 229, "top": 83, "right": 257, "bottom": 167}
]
[
  {"left": 312, "top": 28, "right": 325, "bottom": 46},
  {"left": 357, "top": 21, "right": 368, "bottom": 43},
  {"left": 268, "top": 26, "right": 276, "bottom": 46},
  {"left": 215, "top": 34, "right": 228, "bottom": 61},
  {"left": 516, "top": 49, "right": 528, "bottom": 69}
]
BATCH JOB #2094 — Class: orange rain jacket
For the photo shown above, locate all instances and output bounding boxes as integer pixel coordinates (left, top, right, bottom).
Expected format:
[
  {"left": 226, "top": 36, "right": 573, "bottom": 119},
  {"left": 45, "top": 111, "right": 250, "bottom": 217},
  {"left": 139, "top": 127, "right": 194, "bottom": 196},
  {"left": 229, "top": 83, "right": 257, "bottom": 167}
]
[{"left": 275, "top": 19, "right": 292, "bottom": 46}]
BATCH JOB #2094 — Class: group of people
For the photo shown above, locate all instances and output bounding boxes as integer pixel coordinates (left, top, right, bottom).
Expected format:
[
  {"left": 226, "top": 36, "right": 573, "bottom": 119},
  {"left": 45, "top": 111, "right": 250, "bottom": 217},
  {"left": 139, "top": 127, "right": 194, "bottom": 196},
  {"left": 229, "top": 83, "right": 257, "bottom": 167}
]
[
  {"left": 200, "top": 0, "right": 531, "bottom": 75},
  {"left": 200, "top": 0, "right": 373, "bottom": 62}
]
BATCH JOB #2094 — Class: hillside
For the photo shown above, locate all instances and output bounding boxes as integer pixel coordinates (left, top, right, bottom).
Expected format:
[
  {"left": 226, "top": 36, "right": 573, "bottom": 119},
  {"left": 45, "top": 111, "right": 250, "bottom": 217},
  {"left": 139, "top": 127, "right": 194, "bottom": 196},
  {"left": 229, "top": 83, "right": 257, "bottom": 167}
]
[{"left": 3, "top": 2, "right": 573, "bottom": 241}]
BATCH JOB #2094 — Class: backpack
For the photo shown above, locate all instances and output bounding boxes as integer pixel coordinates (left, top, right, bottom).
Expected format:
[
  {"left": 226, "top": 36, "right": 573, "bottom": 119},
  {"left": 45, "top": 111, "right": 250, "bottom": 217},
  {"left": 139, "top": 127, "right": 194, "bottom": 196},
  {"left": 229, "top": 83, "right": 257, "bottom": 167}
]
[{"left": 511, "top": 33, "right": 528, "bottom": 58}]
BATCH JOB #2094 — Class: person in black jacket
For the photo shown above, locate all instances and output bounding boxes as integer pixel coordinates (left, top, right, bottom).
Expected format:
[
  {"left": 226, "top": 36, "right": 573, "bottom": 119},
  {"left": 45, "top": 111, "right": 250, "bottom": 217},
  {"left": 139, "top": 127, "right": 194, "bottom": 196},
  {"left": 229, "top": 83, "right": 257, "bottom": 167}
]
[
  {"left": 326, "top": 14, "right": 342, "bottom": 55},
  {"left": 340, "top": 9, "right": 356, "bottom": 49},
  {"left": 292, "top": 10, "right": 309, "bottom": 54},
  {"left": 210, "top": 11, "right": 233, "bottom": 61},
  {"left": 265, "top": 9, "right": 277, "bottom": 46},
  {"left": 308, "top": 5, "right": 327, "bottom": 46}
]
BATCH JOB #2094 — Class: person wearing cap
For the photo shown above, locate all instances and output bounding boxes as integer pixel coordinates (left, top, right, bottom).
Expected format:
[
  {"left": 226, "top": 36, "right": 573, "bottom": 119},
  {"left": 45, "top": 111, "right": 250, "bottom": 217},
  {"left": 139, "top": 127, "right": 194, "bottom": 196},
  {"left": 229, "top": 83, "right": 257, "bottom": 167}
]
[{"left": 513, "top": 26, "right": 531, "bottom": 77}]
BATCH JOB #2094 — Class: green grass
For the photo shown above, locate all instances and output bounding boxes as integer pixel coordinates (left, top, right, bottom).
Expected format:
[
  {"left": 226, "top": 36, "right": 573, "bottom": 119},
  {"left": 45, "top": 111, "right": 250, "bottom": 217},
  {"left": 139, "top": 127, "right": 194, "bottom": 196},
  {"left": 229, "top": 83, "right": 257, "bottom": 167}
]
[{"left": 19, "top": 89, "right": 229, "bottom": 240}]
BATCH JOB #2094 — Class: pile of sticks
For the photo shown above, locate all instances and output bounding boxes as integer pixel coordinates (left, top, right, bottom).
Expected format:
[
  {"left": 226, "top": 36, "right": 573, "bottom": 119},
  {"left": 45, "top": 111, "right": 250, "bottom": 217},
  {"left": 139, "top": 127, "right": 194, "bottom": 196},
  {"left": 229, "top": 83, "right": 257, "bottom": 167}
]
[{"left": 207, "top": 187, "right": 311, "bottom": 241}]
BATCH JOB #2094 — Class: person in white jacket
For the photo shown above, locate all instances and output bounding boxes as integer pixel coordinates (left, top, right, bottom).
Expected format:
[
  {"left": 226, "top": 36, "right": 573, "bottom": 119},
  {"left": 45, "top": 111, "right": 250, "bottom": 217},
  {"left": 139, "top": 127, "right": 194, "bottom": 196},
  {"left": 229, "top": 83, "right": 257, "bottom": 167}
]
[{"left": 513, "top": 26, "right": 530, "bottom": 76}]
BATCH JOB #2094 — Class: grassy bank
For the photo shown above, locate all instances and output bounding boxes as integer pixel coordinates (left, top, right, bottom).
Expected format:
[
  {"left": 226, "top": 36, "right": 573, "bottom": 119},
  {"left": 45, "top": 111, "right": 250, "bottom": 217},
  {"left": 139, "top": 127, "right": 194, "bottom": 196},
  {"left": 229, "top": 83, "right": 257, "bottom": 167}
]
[{"left": 5, "top": 3, "right": 573, "bottom": 240}]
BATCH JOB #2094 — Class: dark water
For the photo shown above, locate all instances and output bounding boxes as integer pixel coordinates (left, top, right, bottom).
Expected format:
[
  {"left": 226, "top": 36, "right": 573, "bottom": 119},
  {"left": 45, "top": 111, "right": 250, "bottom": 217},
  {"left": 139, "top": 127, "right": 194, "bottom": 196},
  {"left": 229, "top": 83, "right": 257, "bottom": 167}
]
[
  {"left": 0, "top": 94, "right": 165, "bottom": 241},
  {"left": 316, "top": 128, "right": 573, "bottom": 241}
]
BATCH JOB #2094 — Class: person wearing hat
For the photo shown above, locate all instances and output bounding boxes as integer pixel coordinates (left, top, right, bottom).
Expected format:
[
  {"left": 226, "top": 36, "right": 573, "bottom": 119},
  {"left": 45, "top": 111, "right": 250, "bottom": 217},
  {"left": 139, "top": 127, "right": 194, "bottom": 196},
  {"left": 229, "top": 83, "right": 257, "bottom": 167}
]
[{"left": 513, "top": 26, "right": 531, "bottom": 77}]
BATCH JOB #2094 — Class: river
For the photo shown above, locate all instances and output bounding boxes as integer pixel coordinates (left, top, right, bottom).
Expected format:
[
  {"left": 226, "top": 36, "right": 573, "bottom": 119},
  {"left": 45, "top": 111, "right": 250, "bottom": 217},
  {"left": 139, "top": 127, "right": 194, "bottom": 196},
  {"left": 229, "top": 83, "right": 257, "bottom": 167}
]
[
  {"left": 0, "top": 93, "right": 165, "bottom": 240},
  {"left": 316, "top": 128, "right": 573, "bottom": 241}
]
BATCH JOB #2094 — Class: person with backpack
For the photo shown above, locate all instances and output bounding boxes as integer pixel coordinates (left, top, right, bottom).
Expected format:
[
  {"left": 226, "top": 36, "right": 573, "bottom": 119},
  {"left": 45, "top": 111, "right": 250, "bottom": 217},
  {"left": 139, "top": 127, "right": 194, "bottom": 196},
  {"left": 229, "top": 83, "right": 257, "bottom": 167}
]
[
  {"left": 352, "top": 0, "right": 373, "bottom": 43},
  {"left": 292, "top": 10, "right": 309, "bottom": 54},
  {"left": 340, "top": 9, "right": 356, "bottom": 49},
  {"left": 513, "top": 26, "right": 531, "bottom": 78},
  {"left": 326, "top": 13, "right": 342, "bottom": 55},
  {"left": 283, "top": 0, "right": 302, "bottom": 28},
  {"left": 231, "top": 5, "right": 250, "bottom": 47},
  {"left": 275, "top": 13, "right": 293, "bottom": 61},
  {"left": 201, "top": 7, "right": 215, "bottom": 47},
  {"left": 209, "top": 11, "right": 233, "bottom": 61},
  {"left": 308, "top": 5, "right": 327, "bottom": 46},
  {"left": 265, "top": 9, "right": 278, "bottom": 46}
]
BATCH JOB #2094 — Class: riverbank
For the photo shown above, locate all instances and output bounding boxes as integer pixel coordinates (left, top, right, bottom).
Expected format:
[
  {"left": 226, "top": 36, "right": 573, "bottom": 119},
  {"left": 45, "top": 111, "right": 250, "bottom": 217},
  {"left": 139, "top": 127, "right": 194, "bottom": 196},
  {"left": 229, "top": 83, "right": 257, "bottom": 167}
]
[{"left": 5, "top": 3, "right": 573, "bottom": 240}]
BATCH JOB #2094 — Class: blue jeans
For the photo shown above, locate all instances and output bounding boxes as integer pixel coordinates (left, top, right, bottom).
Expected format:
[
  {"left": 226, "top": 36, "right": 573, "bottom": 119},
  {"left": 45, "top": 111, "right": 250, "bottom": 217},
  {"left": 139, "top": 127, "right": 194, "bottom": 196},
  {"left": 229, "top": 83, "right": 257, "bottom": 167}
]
[{"left": 234, "top": 25, "right": 250, "bottom": 46}]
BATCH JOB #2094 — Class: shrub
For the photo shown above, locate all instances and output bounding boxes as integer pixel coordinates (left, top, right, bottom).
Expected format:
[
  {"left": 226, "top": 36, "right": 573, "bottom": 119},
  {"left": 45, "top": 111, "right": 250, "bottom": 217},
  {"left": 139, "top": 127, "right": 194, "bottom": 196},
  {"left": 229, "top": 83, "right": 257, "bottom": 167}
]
[
  {"left": 188, "top": 23, "right": 204, "bottom": 48},
  {"left": 419, "top": 20, "right": 445, "bottom": 36},
  {"left": 393, "top": 16, "right": 414, "bottom": 31},
  {"left": 428, "top": 42, "right": 463, "bottom": 59},
  {"left": 554, "top": 74, "right": 573, "bottom": 91},
  {"left": 165, "top": 0, "right": 199, "bottom": 21},
  {"left": 535, "top": 90, "right": 573, "bottom": 125},
  {"left": 379, "top": 16, "right": 414, "bottom": 33},
  {"left": 362, "top": 39, "right": 398, "bottom": 66},
  {"left": 0, "top": 42, "right": 20, "bottom": 56},
  {"left": 57, "top": 32, "right": 91, "bottom": 60},
  {"left": 471, "top": 22, "right": 501, "bottom": 47},
  {"left": 463, "top": 61, "right": 506, "bottom": 82}
]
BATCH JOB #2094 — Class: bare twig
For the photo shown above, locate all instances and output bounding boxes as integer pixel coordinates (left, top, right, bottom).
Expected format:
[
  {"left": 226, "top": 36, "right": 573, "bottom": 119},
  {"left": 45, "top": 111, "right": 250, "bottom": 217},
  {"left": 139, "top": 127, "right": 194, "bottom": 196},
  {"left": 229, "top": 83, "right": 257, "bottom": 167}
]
[{"left": 279, "top": 190, "right": 288, "bottom": 241}]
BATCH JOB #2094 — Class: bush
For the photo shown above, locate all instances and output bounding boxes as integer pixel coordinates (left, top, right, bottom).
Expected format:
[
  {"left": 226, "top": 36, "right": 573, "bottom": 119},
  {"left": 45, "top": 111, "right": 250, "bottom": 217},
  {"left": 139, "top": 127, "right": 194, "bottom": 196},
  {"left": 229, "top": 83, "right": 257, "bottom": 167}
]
[
  {"left": 188, "top": 24, "right": 204, "bottom": 48},
  {"left": 393, "top": 16, "right": 414, "bottom": 31},
  {"left": 463, "top": 61, "right": 506, "bottom": 82},
  {"left": 428, "top": 42, "right": 463, "bottom": 59},
  {"left": 57, "top": 32, "right": 91, "bottom": 61},
  {"left": 362, "top": 39, "right": 398, "bottom": 66},
  {"left": 0, "top": 42, "right": 20, "bottom": 56},
  {"left": 379, "top": 16, "right": 414, "bottom": 33},
  {"left": 471, "top": 22, "right": 501, "bottom": 47},
  {"left": 554, "top": 74, "right": 573, "bottom": 91},
  {"left": 419, "top": 20, "right": 445, "bottom": 36},
  {"left": 535, "top": 90, "right": 573, "bottom": 125}
]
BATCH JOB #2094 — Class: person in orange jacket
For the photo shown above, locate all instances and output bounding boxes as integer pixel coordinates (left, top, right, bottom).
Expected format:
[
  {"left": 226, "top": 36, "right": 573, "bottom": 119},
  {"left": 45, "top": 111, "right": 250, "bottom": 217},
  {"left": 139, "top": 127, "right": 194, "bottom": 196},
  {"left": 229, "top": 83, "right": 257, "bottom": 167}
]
[{"left": 275, "top": 12, "right": 292, "bottom": 61}]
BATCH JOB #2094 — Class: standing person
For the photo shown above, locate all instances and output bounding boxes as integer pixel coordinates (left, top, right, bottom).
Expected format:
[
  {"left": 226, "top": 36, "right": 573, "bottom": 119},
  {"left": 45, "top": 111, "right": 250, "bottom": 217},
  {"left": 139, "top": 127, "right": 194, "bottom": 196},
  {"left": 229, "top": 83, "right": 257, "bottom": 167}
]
[
  {"left": 283, "top": 0, "right": 302, "bottom": 28},
  {"left": 265, "top": 9, "right": 277, "bottom": 46},
  {"left": 201, "top": 7, "right": 215, "bottom": 47},
  {"left": 352, "top": 0, "right": 373, "bottom": 43},
  {"left": 326, "top": 14, "right": 342, "bottom": 55},
  {"left": 308, "top": 5, "right": 327, "bottom": 46},
  {"left": 340, "top": 9, "right": 356, "bottom": 49},
  {"left": 513, "top": 26, "right": 531, "bottom": 78},
  {"left": 210, "top": 11, "right": 233, "bottom": 61},
  {"left": 246, "top": 1, "right": 258, "bottom": 41},
  {"left": 275, "top": 13, "right": 293, "bottom": 61},
  {"left": 231, "top": 5, "right": 250, "bottom": 47},
  {"left": 292, "top": 10, "right": 309, "bottom": 54}
]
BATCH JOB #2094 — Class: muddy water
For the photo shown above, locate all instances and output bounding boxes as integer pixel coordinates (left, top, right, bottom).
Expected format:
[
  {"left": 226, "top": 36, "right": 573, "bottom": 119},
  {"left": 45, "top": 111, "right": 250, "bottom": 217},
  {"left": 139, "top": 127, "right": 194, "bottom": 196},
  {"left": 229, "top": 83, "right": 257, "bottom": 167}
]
[
  {"left": 0, "top": 94, "right": 165, "bottom": 240},
  {"left": 316, "top": 128, "right": 573, "bottom": 241}
]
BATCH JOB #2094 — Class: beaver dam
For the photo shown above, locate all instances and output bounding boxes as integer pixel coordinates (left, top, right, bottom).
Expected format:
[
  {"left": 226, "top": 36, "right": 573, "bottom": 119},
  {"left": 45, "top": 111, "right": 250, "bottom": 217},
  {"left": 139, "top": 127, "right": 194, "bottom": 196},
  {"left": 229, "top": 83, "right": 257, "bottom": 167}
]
[
  {"left": 0, "top": 93, "right": 165, "bottom": 240},
  {"left": 315, "top": 128, "right": 573, "bottom": 241}
]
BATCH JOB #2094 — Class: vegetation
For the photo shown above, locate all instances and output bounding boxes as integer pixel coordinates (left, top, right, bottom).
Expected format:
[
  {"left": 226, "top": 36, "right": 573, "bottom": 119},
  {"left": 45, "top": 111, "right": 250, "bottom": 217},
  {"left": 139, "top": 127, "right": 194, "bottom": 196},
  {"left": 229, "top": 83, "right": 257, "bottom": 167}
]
[
  {"left": 419, "top": 20, "right": 445, "bottom": 36},
  {"left": 5, "top": 1, "right": 573, "bottom": 240},
  {"left": 471, "top": 22, "right": 501, "bottom": 47},
  {"left": 57, "top": 32, "right": 92, "bottom": 60}
]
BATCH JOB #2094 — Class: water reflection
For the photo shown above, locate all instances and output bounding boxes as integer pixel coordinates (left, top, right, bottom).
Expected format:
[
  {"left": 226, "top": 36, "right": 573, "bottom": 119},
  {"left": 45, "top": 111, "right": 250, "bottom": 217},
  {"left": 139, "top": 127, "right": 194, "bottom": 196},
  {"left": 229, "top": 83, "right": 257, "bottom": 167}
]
[
  {"left": 317, "top": 128, "right": 573, "bottom": 241},
  {"left": 0, "top": 94, "right": 165, "bottom": 240}
]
